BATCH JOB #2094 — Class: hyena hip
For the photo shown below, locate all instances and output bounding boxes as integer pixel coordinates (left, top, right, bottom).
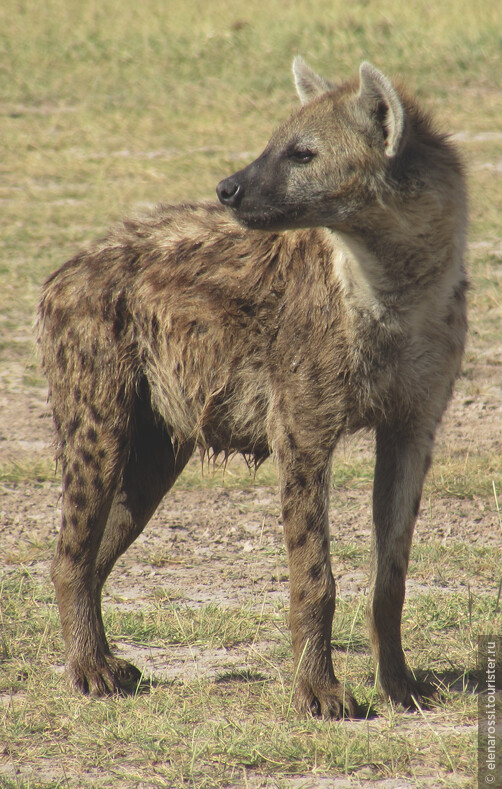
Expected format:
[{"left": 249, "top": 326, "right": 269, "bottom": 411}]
[{"left": 37, "top": 57, "right": 467, "bottom": 718}]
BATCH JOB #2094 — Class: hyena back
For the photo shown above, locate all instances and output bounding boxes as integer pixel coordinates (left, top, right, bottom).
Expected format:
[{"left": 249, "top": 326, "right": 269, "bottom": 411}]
[{"left": 37, "top": 59, "right": 467, "bottom": 718}]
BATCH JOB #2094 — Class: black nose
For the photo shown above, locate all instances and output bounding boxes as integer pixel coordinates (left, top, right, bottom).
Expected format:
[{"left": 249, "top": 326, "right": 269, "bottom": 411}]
[{"left": 216, "top": 177, "right": 243, "bottom": 208}]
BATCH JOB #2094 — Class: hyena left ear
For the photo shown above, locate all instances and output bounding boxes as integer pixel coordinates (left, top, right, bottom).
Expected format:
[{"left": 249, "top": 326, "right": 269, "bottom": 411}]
[
  {"left": 358, "top": 62, "right": 404, "bottom": 158},
  {"left": 293, "top": 56, "right": 335, "bottom": 105}
]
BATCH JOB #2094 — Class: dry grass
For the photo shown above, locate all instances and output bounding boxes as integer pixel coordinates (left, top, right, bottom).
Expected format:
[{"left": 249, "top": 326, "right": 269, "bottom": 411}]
[{"left": 2, "top": 568, "right": 498, "bottom": 787}]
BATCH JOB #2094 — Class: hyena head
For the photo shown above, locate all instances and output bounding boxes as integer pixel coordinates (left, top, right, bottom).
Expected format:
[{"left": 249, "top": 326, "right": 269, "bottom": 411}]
[{"left": 216, "top": 58, "right": 406, "bottom": 231}]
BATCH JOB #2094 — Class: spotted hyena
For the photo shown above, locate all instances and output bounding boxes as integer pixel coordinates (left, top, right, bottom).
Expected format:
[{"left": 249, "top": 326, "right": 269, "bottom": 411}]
[{"left": 37, "top": 58, "right": 467, "bottom": 718}]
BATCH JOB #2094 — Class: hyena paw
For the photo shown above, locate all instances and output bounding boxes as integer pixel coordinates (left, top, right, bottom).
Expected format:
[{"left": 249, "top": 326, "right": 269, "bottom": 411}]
[
  {"left": 383, "top": 674, "right": 440, "bottom": 711},
  {"left": 294, "top": 678, "right": 360, "bottom": 719},
  {"left": 68, "top": 655, "right": 143, "bottom": 696}
]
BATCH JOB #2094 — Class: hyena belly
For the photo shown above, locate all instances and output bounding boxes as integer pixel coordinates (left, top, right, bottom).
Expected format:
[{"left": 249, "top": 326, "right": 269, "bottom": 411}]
[{"left": 142, "top": 324, "right": 273, "bottom": 461}]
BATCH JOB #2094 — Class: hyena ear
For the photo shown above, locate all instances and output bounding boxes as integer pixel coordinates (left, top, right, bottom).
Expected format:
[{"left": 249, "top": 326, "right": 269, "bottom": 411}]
[
  {"left": 293, "top": 56, "right": 335, "bottom": 104},
  {"left": 358, "top": 62, "right": 404, "bottom": 157}
]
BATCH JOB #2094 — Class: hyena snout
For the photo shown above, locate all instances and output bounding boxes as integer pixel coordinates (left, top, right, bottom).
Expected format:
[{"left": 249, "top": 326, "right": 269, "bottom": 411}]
[
  {"left": 217, "top": 154, "right": 271, "bottom": 215},
  {"left": 216, "top": 175, "right": 243, "bottom": 208}
]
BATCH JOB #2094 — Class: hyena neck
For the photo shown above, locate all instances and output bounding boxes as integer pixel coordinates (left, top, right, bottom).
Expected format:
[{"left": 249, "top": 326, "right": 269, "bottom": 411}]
[{"left": 330, "top": 208, "right": 466, "bottom": 324}]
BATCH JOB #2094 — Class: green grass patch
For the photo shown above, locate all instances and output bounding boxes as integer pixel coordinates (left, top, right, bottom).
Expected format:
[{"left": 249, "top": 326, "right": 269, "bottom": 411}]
[
  {"left": 2, "top": 687, "right": 476, "bottom": 787},
  {"left": 0, "top": 570, "right": 486, "bottom": 787},
  {"left": 105, "top": 603, "right": 273, "bottom": 650},
  {"left": 410, "top": 541, "right": 501, "bottom": 587},
  {"left": 0, "top": 459, "right": 57, "bottom": 485},
  {"left": 426, "top": 452, "right": 502, "bottom": 500}
]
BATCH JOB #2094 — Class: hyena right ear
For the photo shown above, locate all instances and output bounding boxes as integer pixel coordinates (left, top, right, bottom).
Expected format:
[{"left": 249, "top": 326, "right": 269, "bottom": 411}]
[{"left": 293, "top": 57, "right": 335, "bottom": 104}]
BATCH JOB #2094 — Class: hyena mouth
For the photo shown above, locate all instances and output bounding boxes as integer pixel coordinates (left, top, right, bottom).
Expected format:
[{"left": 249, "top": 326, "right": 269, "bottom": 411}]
[
  {"left": 233, "top": 207, "right": 306, "bottom": 232},
  {"left": 216, "top": 186, "right": 307, "bottom": 231},
  {"left": 216, "top": 173, "right": 306, "bottom": 231}
]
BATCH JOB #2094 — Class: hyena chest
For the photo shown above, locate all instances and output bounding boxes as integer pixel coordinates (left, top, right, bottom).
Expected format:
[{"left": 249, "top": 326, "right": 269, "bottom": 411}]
[
  {"left": 340, "top": 318, "right": 448, "bottom": 431},
  {"left": 268, "top": 310, "right": 412, "bottom": 437}
]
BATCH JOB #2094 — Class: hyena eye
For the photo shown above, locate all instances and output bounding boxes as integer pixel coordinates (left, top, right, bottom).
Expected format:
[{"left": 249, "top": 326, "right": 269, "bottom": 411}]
[{"left": 288, "top": 149, "right": 316, "bottom": 164}]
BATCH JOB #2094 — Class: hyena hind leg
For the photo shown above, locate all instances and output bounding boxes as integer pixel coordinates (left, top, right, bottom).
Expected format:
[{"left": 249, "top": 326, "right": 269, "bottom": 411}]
[
  {"left": 53, "top": 383, "right": 192, "bottom": 697},
  {"left": 91, "top": 389, "right": 194, "bottom": 694},
  {"left": 51, "top": 413, "right": 131, "bottom": 697},
  {"left": 95, "top": 388, "right": 194, "bottom": 587}
]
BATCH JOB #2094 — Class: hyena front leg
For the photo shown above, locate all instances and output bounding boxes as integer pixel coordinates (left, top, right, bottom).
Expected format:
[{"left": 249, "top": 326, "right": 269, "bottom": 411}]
[
  {"left": 368, "top": 421, "right": 438, "bottom": 709},
  {"left": 278, "top": 446, "right": 359, "bottom": 719}
]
